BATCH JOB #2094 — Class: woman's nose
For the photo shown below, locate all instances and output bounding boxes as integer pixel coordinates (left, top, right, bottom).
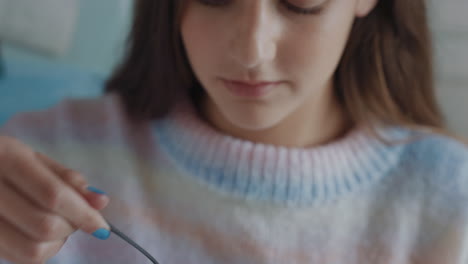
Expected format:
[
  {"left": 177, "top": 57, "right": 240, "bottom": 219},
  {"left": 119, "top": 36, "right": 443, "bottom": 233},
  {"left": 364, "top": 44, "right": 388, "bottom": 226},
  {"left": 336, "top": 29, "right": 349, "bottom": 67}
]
[{"left": 228, "top": 5, "right": 277, "bottom": 69}]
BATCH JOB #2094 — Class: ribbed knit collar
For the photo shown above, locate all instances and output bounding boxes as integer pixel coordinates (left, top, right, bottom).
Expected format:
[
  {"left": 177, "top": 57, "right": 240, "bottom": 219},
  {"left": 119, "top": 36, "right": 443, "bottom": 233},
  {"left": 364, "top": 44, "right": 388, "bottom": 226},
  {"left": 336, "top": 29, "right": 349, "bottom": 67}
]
[{"left": 153, "top": 102, "right": 409, "bottom": 206}]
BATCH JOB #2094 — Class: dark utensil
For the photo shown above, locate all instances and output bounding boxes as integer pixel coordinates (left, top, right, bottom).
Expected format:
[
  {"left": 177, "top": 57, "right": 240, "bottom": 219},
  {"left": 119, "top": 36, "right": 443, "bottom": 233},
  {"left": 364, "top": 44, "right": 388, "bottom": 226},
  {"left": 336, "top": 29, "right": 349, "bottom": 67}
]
[{"left": 108, "top": 222, "right": 160, "bottom": 264}]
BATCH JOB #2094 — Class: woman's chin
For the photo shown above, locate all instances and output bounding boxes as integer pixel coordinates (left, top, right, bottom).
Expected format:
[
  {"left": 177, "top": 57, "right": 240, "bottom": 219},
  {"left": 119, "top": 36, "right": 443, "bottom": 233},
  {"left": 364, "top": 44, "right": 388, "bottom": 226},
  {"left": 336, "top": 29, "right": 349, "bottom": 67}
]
[{"left": 222, "top": 110, "right": 286, "bottom": 133}]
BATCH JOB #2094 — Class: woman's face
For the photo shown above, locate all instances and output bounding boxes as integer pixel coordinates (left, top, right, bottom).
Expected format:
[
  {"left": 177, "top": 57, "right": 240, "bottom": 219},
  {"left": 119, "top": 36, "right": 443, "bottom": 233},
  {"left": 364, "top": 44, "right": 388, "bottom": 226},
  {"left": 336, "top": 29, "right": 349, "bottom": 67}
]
[{"left": 181, "top": 0, "right": 377, "bottom": 132}]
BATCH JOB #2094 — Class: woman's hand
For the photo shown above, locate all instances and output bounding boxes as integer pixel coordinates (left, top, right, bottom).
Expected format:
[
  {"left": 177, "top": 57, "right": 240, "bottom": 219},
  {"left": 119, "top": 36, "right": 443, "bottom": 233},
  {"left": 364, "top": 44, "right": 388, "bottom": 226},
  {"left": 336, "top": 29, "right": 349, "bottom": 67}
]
[{"left": 0, "top": 136, "right": 110, "bottom": 263}]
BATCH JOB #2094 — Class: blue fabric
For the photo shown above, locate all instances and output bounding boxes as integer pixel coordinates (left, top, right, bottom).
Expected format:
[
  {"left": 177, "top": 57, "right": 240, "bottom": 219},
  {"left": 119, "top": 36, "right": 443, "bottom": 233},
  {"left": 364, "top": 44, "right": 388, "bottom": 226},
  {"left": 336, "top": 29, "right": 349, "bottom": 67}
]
[{"left": 0, "top": 58, "right": 103, "bottom": 125}]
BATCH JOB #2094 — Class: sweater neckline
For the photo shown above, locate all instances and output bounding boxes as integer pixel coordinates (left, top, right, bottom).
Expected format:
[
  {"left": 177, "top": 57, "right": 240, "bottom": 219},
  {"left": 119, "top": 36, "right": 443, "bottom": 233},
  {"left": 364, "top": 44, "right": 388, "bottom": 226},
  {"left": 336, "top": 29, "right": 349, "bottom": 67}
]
[{"left": 153, "top": 102, "right": 408, "bottom": 206}]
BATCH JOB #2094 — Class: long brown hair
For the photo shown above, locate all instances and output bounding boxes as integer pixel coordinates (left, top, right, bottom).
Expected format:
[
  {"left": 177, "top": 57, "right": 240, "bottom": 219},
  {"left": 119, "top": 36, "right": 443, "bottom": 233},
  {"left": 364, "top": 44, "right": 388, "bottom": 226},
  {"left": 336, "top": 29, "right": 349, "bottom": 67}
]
[{"left": 106, "top": 0, "right": 450, "bottom": 139}]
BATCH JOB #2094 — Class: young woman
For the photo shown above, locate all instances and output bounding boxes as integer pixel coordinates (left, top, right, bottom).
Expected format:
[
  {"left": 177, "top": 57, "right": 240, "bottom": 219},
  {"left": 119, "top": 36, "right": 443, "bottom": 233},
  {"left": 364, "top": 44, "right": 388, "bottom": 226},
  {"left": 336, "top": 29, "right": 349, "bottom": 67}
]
[{"left": 0, "top": 0, "right": 467, "bottom": 263}]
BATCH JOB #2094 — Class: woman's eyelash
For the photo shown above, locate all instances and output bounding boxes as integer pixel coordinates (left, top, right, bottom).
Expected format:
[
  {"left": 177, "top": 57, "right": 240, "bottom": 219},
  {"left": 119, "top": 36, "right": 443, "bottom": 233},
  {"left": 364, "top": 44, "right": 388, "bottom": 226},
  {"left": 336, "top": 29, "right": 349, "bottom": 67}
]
[
  {"left": 198, "top": 0, "right": 229, "bottom": 7},
  {"left": 197, "top": 0, "right": 324, "bottom": 16},
  {"left": 279, "top": 0, "right": 324, "bottom": 15}
]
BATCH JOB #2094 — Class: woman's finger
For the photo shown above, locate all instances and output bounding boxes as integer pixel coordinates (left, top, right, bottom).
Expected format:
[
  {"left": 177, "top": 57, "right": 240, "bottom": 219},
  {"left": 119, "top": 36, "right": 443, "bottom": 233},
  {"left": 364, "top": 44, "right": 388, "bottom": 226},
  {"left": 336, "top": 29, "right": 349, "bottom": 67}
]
[
  {"left": 0, "top": 216, "right": 66, "bottom": 264},
  {"left": 2, "top": 149, "right": 110, "bottom": 238},
  {"left": 35, "top": 152, "right": 110, "bottom": 210},
  {"left": 0, "top": 179, "right": 75, "bottom": 242}
]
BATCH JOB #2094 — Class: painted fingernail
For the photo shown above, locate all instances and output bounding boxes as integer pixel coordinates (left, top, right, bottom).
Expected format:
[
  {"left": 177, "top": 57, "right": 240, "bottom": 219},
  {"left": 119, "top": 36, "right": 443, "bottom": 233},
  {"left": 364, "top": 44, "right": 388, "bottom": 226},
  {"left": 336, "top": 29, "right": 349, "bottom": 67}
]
[
  {"left": 87, "top": 186, "right": 106, "bottom": 195},
  {"left": 92, "top": 228, "right": 111, "bottom": 240}
]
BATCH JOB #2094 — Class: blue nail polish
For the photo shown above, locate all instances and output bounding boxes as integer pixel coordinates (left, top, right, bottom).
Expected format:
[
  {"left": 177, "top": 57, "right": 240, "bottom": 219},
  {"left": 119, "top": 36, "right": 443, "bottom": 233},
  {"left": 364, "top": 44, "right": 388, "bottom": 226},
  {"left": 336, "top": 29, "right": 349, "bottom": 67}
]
[
  {"left": 87, "top": 186, "right": 106, "bottom": 195},
  {"left": 92, "top": 228, "right": 111, "bottom": 240}
]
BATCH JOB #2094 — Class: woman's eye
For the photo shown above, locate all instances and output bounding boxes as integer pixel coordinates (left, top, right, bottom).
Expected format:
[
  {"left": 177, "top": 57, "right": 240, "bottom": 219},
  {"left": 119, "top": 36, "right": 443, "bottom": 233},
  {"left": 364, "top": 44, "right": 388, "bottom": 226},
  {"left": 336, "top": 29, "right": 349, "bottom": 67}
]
[
  {"left": 197, "top": 0, "right": 324, "bottom": 16},
  {"left": 280, "top": 0, "right": 324, "bottom": 15},
  {"left": 197, "top": 0, "right": 230, "bottom": 7}
]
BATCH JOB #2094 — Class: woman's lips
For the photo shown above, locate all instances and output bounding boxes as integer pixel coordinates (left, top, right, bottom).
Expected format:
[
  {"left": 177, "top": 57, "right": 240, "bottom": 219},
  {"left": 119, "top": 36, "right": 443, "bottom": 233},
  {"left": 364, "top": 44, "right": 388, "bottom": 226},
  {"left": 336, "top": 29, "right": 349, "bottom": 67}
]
[{"left": 222, "top": 79, "right": 281, "bottom": 98}]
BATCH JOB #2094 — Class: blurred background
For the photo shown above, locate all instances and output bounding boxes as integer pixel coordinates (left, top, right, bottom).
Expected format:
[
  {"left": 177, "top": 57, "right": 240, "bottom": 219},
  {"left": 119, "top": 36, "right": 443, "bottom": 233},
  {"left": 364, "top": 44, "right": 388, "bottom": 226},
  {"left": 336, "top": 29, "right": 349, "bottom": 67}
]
[
  {"left": 0, "top": 0, "right": 132, "bottom": 124},
  {"left": 0, "top": 0, "right": 467, "bottom": 137}
]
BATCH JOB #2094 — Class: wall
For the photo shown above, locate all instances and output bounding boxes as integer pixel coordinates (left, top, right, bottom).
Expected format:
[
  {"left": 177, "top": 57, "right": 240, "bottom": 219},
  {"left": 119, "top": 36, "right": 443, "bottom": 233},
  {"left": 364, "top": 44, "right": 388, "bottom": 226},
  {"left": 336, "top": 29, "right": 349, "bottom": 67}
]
[
  {"left": 430, "top": 0, "right": 468, "bottom": 137},
  {"left": 3, "top": 0, "right": 132, "bottom": 76}
]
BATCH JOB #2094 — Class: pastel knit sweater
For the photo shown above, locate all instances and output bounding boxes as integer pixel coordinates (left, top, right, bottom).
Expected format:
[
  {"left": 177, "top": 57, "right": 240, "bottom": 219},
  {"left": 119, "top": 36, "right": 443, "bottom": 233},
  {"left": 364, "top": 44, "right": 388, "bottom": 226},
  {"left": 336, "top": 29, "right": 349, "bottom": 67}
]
[{"left": 1, "top": 94, "right": 467, "bottom": 264}]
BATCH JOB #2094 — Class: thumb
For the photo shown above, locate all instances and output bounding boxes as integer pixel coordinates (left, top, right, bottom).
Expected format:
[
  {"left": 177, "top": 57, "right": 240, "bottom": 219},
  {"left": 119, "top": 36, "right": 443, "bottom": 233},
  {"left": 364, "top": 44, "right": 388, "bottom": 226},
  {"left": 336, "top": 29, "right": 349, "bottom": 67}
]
[{"left": 35, "top": 152, "right": 110, "bottom": 211}]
